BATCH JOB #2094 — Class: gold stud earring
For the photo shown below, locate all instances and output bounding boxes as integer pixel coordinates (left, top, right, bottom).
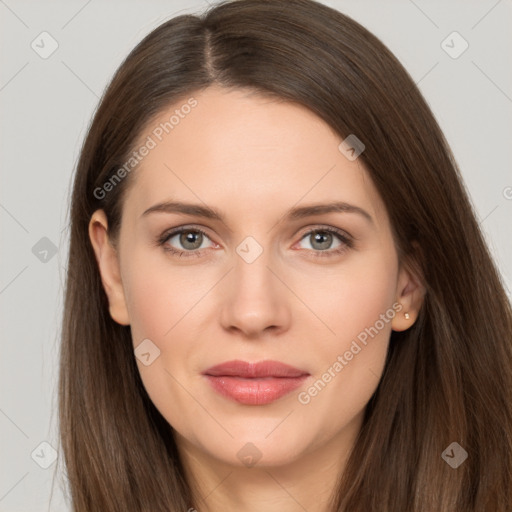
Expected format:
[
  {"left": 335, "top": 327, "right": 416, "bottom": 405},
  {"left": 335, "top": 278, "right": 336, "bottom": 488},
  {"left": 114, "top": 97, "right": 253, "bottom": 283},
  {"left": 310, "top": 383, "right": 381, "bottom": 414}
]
[{"left": 404, "top": 312, "right": 410, "bottom": 320}]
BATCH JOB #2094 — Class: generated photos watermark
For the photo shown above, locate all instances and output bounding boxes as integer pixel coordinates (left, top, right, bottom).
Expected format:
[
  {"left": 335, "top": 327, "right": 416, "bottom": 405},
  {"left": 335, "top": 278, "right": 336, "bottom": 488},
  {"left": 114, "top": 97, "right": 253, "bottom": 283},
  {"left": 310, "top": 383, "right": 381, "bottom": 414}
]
[
  {"left": 93, "top": 97, "right": 198, "bottom": 200},
  {"left": 298, "top": 302, "right": 403, "bottom": 405}
]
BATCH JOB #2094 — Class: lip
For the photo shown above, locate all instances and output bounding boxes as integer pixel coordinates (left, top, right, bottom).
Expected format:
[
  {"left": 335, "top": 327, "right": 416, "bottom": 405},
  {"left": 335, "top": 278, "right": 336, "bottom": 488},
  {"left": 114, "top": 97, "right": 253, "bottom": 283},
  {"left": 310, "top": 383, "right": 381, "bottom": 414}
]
[{"left": 202, "top": 360, "right": 310, "bottom": 405}]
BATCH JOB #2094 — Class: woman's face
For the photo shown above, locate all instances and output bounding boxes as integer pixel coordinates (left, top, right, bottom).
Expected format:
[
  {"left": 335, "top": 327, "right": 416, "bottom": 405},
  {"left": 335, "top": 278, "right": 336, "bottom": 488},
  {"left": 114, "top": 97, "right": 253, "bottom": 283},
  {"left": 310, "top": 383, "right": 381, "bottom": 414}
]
[{"left": 90, "top": 85, "right": 421, "bottom": 470}]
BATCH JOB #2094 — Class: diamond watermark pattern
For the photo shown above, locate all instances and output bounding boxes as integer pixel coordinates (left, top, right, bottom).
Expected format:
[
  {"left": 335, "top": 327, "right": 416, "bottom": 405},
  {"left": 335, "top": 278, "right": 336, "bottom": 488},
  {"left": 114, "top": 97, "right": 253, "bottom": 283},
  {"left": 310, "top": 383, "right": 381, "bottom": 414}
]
[
  {"left": 441, "top": 441, "right": 468, "bottom": 468},
  {"left": 236, "top": 236, "right": 263, "bottom": 264},
  {"left": 32, "top": 237, "right": 58, "bottom": 263},
  {"left": 31, "top": 31, "right": 59, "bottom": 59},
  {"left": 338, "top": 134, "right": 365, "bottom": 161},
  {"left": 441, "top": 31, "right": 469, "bottom": 59},
  {"left": 31, "top": 441, "right": 57, "bottom": 469},
  {"left": 237, "top": 442, "right": 263, "bottom": 467},
  {"left": 134, "top": 338, "right": 161, "bottom": 366}
]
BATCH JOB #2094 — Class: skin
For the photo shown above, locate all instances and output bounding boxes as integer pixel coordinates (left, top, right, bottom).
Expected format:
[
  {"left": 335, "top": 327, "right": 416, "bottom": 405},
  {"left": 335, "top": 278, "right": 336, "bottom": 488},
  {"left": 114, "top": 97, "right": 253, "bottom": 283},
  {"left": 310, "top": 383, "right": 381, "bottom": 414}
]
[{"left": 89, "top": 85, "right": 425, "bottom": 512}]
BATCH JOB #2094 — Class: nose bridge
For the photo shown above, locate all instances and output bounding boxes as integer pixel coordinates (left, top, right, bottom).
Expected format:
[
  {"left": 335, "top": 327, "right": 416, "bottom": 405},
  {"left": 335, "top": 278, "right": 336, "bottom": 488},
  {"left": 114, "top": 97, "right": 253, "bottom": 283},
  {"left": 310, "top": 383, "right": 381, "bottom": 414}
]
[
  {"left": 233, "top": 234, "right": 279, "bottom": 301},
  {"left": 219, "top": 234, "right": 290, "bottom": 336}
]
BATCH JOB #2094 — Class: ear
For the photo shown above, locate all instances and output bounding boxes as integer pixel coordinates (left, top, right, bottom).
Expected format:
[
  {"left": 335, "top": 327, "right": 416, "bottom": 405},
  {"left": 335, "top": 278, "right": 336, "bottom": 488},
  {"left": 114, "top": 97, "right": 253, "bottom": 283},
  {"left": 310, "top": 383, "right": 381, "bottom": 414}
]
[
  {"left": 88, "top": 209, "right": 130, "bottom": 326},
  {"left": 391, "top": 243, "right": 426, "bottom": 332}
]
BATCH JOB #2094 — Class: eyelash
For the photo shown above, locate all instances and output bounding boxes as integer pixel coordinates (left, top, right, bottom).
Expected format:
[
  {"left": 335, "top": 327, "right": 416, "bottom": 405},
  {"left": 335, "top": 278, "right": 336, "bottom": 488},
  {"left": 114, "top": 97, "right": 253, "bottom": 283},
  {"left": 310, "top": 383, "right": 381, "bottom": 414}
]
[{"left": 156, "top": 225, "right": 354, "bottom": 259}]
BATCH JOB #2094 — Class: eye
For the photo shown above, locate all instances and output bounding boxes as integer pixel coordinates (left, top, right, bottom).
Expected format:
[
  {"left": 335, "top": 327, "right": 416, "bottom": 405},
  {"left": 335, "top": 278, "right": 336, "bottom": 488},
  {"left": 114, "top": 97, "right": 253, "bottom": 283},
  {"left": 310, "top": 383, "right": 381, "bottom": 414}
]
[
  {"left": 294, "top": 227, "right": 353, "bottom": 258},
  {"left": 156, "top": 225, "right": 354, "bottom": 259},
  {"left": 157, "top": 227, "right": 216, "bottom": 258}
]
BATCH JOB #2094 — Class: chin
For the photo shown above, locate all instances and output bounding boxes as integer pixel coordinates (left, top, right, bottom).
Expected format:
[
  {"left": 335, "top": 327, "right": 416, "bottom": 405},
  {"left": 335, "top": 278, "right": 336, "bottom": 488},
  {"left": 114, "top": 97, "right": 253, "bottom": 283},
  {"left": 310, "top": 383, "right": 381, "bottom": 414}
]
[{"left": 203, "top": 432, "right": 310, "bottom": 469}]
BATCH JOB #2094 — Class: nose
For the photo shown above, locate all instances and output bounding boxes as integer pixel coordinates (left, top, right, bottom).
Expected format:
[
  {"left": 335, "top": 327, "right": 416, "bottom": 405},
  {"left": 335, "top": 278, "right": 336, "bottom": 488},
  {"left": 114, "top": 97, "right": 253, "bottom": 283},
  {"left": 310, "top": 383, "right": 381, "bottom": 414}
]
[{"left": 219, "top": 245, "right": 291, "bottom": 339}]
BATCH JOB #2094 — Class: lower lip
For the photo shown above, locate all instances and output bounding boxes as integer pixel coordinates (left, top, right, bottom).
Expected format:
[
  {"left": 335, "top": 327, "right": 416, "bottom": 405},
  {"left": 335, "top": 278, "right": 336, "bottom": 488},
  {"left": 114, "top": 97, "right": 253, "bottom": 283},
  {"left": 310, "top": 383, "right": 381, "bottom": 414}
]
[{"left": 204, "top": 375, "right": 308, "bottom": 405}]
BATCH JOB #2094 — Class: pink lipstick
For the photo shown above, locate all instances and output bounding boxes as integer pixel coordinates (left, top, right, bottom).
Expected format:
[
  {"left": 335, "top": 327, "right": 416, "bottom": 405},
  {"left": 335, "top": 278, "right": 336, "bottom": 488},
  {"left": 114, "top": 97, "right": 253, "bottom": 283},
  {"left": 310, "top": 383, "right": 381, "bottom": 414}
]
[{"left": 202, "top": 360, "right": 309, "bottom": 405}]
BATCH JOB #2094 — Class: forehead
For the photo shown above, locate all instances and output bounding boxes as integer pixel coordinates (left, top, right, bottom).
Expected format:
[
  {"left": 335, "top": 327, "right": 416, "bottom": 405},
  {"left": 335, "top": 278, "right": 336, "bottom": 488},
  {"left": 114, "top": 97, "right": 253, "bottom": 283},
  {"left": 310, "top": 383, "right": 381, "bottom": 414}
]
[{"left": 123, "top": 85, "right": 387, "bottom": 227}]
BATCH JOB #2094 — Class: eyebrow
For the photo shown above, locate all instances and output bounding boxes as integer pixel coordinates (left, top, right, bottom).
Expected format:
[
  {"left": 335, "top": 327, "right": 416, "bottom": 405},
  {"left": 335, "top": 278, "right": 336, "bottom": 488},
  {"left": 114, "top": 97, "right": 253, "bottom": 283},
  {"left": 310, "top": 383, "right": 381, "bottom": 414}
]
[{"left": 141, "top": 200, "right": 374, "bottom": 225}]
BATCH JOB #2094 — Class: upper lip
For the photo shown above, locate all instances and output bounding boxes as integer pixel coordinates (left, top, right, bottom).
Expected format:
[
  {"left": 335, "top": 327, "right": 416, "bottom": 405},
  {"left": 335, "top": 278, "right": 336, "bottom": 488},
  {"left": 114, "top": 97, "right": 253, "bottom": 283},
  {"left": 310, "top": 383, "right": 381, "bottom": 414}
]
[{"left": 203, "top": 360, "right": 309, "bottom": 378}]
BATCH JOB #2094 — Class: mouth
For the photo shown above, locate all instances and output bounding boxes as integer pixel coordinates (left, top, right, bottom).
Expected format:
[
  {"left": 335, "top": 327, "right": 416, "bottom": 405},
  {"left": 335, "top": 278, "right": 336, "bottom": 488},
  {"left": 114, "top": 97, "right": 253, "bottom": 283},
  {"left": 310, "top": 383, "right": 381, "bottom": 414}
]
[{"left": 202, "top": 360, "right": 310, "bottom": 405}]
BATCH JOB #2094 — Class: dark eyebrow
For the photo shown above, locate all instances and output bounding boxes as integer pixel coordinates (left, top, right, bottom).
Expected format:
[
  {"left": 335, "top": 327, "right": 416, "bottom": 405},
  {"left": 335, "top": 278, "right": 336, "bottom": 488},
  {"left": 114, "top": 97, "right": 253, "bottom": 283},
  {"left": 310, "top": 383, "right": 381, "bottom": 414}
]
[{"left": 141, "top": 200, "right": 374, "bottom": 225}]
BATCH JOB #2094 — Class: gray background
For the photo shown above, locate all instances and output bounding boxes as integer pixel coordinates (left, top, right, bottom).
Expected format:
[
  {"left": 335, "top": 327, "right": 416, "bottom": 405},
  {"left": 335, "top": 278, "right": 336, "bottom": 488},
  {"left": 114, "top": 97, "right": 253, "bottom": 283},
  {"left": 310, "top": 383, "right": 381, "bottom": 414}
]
[{"left": 1, "top": 0, "right": 511, "bottom": 510}]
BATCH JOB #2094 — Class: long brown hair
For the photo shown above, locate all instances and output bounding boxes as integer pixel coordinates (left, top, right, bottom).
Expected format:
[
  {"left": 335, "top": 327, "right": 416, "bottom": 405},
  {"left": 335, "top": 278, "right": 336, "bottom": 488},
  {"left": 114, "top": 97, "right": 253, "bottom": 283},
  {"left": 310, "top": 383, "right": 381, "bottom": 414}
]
[{"left": 58, "top": 0, "right": 512, "bottom": 510}]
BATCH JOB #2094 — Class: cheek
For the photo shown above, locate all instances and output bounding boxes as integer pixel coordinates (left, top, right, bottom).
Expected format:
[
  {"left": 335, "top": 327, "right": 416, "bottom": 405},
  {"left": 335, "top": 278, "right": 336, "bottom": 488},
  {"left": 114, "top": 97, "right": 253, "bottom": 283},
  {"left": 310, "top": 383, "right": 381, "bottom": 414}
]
[
  {"left": 296, "top": 247, "right": 398, "bottom": 422},
  {"left": 299, "top": 243, "right": 398, "bottom": 349},
  {"left": 125, "top": 272, "right": 172, "bottom": 345},
  {"left": 122, "top": 245, "right": 203, "bottom": 343},
  {"left": 123, "top": 254, "right": 209, "bottom": 435},
  {"left": 122, "top": 248, "right": 218, "bottom": 393}
]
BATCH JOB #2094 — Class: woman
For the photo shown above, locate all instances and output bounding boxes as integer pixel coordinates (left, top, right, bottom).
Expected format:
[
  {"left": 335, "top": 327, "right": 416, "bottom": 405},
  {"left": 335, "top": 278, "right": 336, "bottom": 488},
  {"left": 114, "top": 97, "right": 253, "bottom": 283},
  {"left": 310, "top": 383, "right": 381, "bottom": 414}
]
[{"left": 59, "top": 0, "right": 512, "bottom": 510}]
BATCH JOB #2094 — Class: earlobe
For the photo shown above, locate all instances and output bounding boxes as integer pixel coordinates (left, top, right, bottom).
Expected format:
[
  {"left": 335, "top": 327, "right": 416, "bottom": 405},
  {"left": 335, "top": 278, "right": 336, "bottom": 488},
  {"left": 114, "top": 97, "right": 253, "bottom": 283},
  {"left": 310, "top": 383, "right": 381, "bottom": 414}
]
[
  {"left": 88, "top": 209, "right": 130, "bottom": 326},
  {"left": 391, "top": 255, "right": 426, "bottom": 332}
]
